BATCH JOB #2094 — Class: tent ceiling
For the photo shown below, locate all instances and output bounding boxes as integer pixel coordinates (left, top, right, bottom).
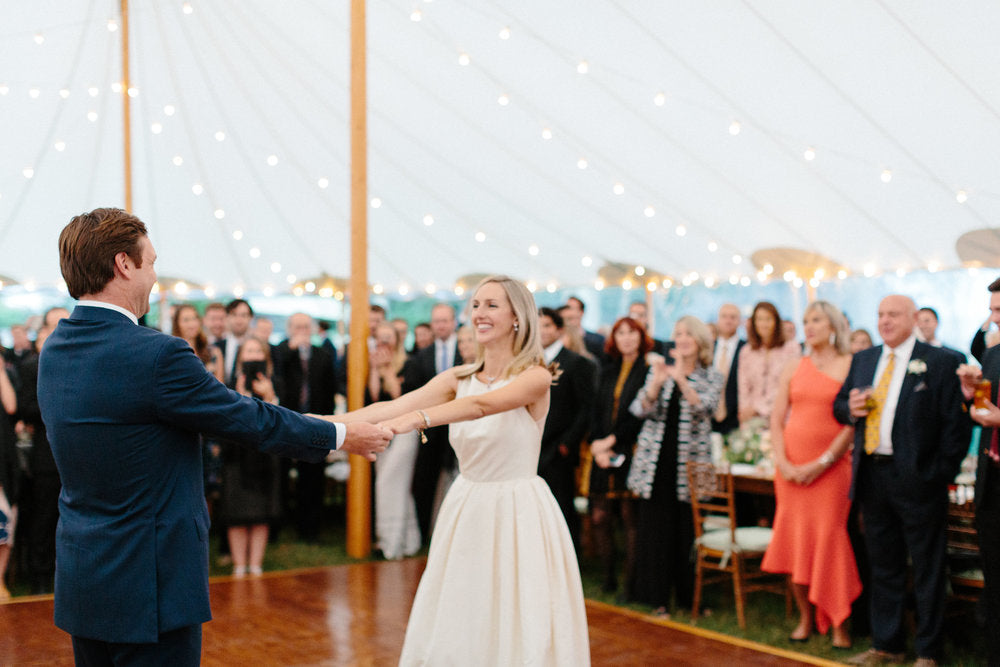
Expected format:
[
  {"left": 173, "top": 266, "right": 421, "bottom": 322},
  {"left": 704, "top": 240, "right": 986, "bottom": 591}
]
[{"left": 2, "top": 1, "right": 999, "bottom": 297}]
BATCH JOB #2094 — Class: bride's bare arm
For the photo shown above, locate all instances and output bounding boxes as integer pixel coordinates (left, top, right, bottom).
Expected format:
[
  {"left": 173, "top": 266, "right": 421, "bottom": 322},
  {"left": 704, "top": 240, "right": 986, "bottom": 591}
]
[
  {"left": 381, "top": 365, "right": 551, "bottom": 435},
  {"left": 320, "top": 367, "right": 462, "bottom": 425}
]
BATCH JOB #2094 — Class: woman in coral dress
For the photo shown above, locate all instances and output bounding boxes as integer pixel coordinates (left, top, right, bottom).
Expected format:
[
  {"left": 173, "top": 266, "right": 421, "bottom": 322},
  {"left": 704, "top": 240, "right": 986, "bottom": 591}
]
[
  {"left": 334, "top": 275, "right": 589, "bottom": 666},
  {"left": 762, "top": 300, "right": 861, "bottom": 650}
]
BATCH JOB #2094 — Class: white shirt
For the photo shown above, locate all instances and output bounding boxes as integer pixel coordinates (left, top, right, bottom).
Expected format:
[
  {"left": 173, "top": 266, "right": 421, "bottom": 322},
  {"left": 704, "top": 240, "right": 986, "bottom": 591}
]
[
  {"left": 77, "top": 300, "right": 139, "bottom": 325},
  {"left": 543, "top": 340, "right": 564, "bottom": 365},
  {"left": 713, "top": 335, "right": 739, "bottom": 373},
  {"left": 434, "top": 335, "right": 457, "bottom": 373},
  {"left": 872, "top": 333, "right": 917, "bottom": 455}
]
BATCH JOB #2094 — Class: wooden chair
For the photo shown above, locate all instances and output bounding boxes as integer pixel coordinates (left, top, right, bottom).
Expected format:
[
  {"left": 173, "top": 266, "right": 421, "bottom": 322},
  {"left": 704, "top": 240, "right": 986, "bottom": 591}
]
[
  {"left": 687, "top": 461, "right": 789, "bottom": 628},
  {"left": 945, "top": 499, "right": 984, "bottom": 603}
]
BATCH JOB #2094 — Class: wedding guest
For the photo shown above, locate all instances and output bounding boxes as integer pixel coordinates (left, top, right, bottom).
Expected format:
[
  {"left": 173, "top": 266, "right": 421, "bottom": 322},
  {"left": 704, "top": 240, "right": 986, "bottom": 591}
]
[
  {"left": 738, "top": 301, "right": 800, "bottom": 424},
  {"left": 0, "top": 364, "right": 17, "bottom": 601},
  {"left": 202, "top": 302, "right": 226, "bottom": 344},
  {"left": 172, "top": 304, "right": 223, "bottom": 382},
  {"left": 763, "top": 301, "right": 860, "bottom": 649},
  {"left": 627, "top": 315, "right": 723, "bottom": 616},
  {"left": 456, "top": 324, "right": 476, "bottom": 364},
  {"left": 412, "top": 322, "right": 433, "bottom": 354},
  {"left": 588, "top": 317, "right": 652, "bottom": 594},
  {"left": 368, "top": 322, "right": 420, "bottom": 560},
  {"left": 563, "top": 296, "right": 605, "bottom": 359},
  {"left": 218, "top": 337, "right": 281, "bottom": 576},
  {"left": 850, "top": 329, "right": 874, "bottom": 355}
]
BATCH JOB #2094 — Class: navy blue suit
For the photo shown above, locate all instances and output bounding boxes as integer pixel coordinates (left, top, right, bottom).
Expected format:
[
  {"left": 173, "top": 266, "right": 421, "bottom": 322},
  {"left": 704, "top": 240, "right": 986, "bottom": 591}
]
[
  {"left": 834, "top": 340, "right": 969, "bottom": 659},
  {"left": 38, "top": 306, "right": 339, "bottom": 645}
]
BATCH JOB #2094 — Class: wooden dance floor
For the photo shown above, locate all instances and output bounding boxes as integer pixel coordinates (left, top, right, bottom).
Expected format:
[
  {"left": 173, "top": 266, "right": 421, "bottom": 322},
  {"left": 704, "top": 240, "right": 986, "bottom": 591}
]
[{"left": 1, "top": 559, "right": 836, "bottom": 666}]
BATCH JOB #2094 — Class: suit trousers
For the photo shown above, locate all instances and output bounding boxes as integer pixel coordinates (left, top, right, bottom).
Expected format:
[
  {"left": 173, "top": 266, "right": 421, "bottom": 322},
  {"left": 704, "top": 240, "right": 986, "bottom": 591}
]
[
  {"left": 72, "top": 624, "right": 201, "bottom": 667},
  {"left": 976, "top": 463, "right": 1000, "bottom": 666},
  {"left": 858, "top": 457, "right": 948, "bottom": 660},
  {"left": 539, "top": 456, "right": 579, "bottom": 552}
]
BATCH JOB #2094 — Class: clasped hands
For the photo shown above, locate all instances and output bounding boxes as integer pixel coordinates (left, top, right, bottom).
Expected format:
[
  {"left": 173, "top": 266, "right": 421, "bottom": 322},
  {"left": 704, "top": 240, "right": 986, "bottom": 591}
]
[{"left": 326, "top": 412, "right": 430, "bottom": 462}]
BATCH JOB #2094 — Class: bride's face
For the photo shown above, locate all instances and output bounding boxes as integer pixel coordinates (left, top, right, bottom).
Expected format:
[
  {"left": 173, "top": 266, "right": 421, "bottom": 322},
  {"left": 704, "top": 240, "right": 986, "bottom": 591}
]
[{"left": 470, "top": 282, "right": 516, "bottom": 345}]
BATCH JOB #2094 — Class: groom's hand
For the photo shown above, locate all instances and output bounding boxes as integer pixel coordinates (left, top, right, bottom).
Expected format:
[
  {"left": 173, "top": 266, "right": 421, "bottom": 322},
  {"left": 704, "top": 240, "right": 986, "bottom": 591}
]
[{"left": 340, "top": 422, "right": 393, "bottom": 461}]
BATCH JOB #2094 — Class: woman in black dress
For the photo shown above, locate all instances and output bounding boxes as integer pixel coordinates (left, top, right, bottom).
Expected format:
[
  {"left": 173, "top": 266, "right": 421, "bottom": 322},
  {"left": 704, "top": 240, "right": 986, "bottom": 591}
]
[{"left": 587, "top": 317, "right": 653, "bottom": 594}]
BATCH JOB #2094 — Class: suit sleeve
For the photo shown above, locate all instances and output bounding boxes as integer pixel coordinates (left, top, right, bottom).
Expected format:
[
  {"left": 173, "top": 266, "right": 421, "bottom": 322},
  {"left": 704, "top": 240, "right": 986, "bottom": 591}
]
[
  {"left": 833, "top": 357, "right": 859, "bottom": 426},
  {"left": 553, "top": 356, "right": 596, "bottom": 465},
  {"left": 932, "top": 352, "right": 973, "bottom": 485},
  {"left": 153, "top": 336, "right": 336, "bottom": 461}
]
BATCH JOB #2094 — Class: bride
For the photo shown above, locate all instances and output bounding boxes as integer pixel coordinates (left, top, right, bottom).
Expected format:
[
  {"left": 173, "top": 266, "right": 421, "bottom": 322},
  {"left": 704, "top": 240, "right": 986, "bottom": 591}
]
[{"left": 331, "top": 275, "right": 589, "bottom": 665}]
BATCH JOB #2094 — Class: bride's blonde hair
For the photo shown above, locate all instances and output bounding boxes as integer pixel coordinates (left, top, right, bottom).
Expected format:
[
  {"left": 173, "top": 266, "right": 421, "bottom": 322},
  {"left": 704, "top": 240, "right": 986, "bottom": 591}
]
[{"left": 454, "top": 275, "right": 548, "bottom": 381}]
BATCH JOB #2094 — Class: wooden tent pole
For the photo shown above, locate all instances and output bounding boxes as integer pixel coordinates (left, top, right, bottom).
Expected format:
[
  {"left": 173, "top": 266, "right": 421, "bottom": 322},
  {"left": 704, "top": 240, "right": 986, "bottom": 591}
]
[
  {"left": 346, "top": 0, "right": 371, "bottom": 558},
  {"left": 120, "top": 0, "right": 132, "bottom": 212}
]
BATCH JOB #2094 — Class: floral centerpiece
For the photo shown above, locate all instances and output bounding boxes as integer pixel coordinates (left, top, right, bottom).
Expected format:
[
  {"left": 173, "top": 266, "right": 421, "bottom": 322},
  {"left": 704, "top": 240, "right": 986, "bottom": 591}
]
[{"left": 724, "top": 416, "right": 772, "bottom": 466}]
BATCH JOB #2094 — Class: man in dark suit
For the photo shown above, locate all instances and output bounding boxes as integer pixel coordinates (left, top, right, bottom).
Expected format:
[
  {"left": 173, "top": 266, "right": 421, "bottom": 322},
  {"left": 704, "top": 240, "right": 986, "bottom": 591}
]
[
  {"left": 834, "top": 295, "right": 969, "bottom": 667},
  {"left": 409, "top": 302, "right": 460, "bottom": 544},
  {"left": 537, "top": 307, "right": 595, "bottom": 551},
  {"left": 917, "top": 306, "right": 967, "bottom": 363},
  {"left": 711, "top": 303, "right": 744, "bottom": 436},
  {"left": 956, "top": 277, "right": 1000, "bottom": 667},
  {"left": 273, "top": 312, "right": 339, "bottom": 542},
  {"left": 563, "top": 296, "right": 605, "bottom": 359},
  {"left": 217, "top": 298, "right": 254, "bottom": 385},
  {"left": 37, "top": 208, "right": 391, "bottom": 665}
]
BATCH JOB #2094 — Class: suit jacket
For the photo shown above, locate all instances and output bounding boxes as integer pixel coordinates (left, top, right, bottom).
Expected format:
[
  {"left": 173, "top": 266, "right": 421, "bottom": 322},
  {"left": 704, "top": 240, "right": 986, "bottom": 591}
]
[
  {"left": 834, "top": 340, "right": 970, "bottom": 498},
  {"left": 711, "top": 338, "right": 745, "bottom": 435},
  {"left": 539, "top": 347, "right": 596, "bottom": 473},
  {"left": 37, "top": 306, "right": 339, "bottom": 643},
  {"left": 976, "top": 344, "right": 1000, "bottom": 505},
  {"left": 583, "top": 329, "right": 605, "bottom": 360},
  {"left": 13, "top": 351, "right": 58, "bottom": 475},
  {"left": 272, "top": 341, "right": 337, "bottom": 415}
]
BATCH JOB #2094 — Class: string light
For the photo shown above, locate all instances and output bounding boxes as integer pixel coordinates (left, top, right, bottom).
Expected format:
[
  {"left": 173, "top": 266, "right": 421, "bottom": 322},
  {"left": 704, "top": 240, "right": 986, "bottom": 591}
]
[
  {"left": 880, "top": 169, "right": 892, "bottom": 183},
  {"left": 528, "top": 244, "right": 539, "bottom": 256},
  {"left": 498, "top": 26, "right": 511, "bottom": 40},
  {"left": 286, "top": 274, "right": 297, "bottom": 284},
  {"left": 475, "top": 231, "right": 486, "bottom": 242},
  {"left": 214, "top": 209, "right": 225, "bottom": 219},
  {"left": 28, "top": 88, "right": 40, "bottom": 99},
  {"left": 803, "top": 147, "right": 816, "bottom": 161},
  {"left": 59, "top": 89, "right": 69, "bottom": 98},
  {"left": 526, "top": 281, "right": 538, "bottom": 292},
  {"left": 622, "top": 279, "right": 633, "bottom": 290},
  {"left": 163, "top": 105, "right": 175, "bottom": 116},
  {"left": 266, "top": 154, "right": 278, "bottom": 166},
  {"left": 88, "top": 86, "right": 99, "bottom": 97},
  {"left": 182, "top": 2, "right": 193, "bottom": 15},
  {"left": 863, "top": 263, "right": 877, "bottom": 277},
  {"left": 956, "top": 190, "right": 968, "bottom": 203},
  {"left": 643, "top": 206, "right": 655, "bottom": 217},
  {"left": 398, "top": 284, "right": 410, "bottom": 296},
  {"left": 454, "top": 285, "right": 465, "bottom": 296},
  {"left": 635, "top": 266, "right": 646, "bottom": 276},
  {"left": 370, "top": 197, "right": 382, "bottom": 208},
  {"left": 372, "top": 284, "right": 384, "bottom": 295},
  {"left": 424, "top": 284, "right": 436, "bottom": 295},
  {"left": 546, "top": 282, "right": 557, "bottom": 293},
  {"left": 653, "top": 92, "right": 666, "bottom": 106},
  {"left": 576, "top": 158, "right": 588, "bottom": 169},
  {"left": 594, "top": 278, "right": 605, "bottom": 290},
  {"left": 150, "top": 122, "right": 162, "bottom": 134},
  {"left": 576, "top": 61, "right": 589, "bottom": 74},
  {"left": 740, "top": 276, "right": 752, "bottom": 287},
  {"left": 729, "top": 120, "right": 741, "bottom": 135},
  {"left": 541, "top": 127, "right": 553, "bottom": 140},
  {"left": 22, "top": 168, "right": 34, "bottom": 179},
  {"left": 422, "top": 214, "right": 434, "bottom": 226},
  {"left": 191, "top": 183, "right": 204, "bottom": 195},
  {"left": 33, "top": 33, "right": 44, "bottom": 45},
  {"left": 410, "top": 9, "right": 422, "bottom": 22},
  {"left": 214, "top": 131, "right": 225, "bottom": 142},
  {"left": 707, "top": 241, "right": 718, "bottom": 252},
  {"left": 732, "top": 254, "right": 743, "bottom": 264},
  {"left": 232, "top": 230, "right": 243, "bottom": 240},
  {"left": 612, "top": 182, "right": 625, "bottom": 195},
  {"left": 54, "top": 141, "right": 66, "bottom": 151},
  {"left": 497, "top": 93, "right": 510, "bottom": 106},
  {"left": 675, "top": 224, "right": 687, "bottom": 236},
  {"left": 0, "top": 85, "right": 10, "bottom": 95},
  {"left": 317, "top": 177, "right": 329, "bottom": 189},
  {"left": 581, "top": 256, "right": 592, "bottom": 267},
  {"left": 305, "top": 281, "right": 316, "bottom": 293},
  {"left": 172, "top": 155, "right": 183, "bottom": 166},
  {"left": 249, "top": 247, "right": 261, "bottom": 259},
  {"left": 458, "top": 53, "right": 470, "bottom": 66}
]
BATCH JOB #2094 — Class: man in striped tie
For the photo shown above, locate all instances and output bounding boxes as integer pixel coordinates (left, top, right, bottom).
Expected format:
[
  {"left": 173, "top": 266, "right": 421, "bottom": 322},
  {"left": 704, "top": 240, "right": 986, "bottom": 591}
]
[{"left": 834, "top": 295, "right": 970, "bottom": 667}]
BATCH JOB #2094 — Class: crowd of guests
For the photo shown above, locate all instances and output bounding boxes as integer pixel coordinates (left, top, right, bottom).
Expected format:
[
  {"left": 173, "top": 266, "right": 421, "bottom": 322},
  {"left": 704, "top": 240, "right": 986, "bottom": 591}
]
[{"left": 2, "top": 286, "right": 999, "bottom": 665}]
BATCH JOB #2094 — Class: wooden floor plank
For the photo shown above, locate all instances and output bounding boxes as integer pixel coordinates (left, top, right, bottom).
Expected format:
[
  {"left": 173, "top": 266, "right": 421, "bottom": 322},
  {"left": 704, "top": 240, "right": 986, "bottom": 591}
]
[{"left": 1, "top": 559, "right": 832, "bottom": 665}]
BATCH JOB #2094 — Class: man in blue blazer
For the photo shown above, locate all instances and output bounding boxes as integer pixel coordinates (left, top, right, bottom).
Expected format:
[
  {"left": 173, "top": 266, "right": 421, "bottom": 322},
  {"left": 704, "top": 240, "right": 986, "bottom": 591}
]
[
  {"left": 38, "top": 208, "right": 392, "bottom": 665},
  {"left": 834, "top": 295, "right": 969, "bottom": 666}
]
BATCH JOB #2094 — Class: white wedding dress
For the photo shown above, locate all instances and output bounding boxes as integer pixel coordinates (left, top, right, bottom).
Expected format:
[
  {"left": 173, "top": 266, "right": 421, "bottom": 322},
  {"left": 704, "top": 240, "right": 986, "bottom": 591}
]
[{"left": 398, "top": 376, "right": 590, "bottom": 666}]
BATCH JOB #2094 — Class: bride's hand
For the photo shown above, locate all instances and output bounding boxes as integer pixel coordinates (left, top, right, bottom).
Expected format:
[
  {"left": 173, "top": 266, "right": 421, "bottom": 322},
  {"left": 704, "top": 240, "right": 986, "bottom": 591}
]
[{"left": 380, "top": 411, "right": 422, "bottom": 436}]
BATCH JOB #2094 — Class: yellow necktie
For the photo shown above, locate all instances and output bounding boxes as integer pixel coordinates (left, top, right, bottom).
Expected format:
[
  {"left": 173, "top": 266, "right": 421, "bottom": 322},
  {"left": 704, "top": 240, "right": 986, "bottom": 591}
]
[{"left": 864, "top": 352, "right": 896, "bottom": 454}]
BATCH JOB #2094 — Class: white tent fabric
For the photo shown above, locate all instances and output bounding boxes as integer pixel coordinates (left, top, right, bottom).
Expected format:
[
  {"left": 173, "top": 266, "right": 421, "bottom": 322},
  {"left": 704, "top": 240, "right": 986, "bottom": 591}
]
[{"left": 1, "top": 1, "right": 999, "bottom": 296}]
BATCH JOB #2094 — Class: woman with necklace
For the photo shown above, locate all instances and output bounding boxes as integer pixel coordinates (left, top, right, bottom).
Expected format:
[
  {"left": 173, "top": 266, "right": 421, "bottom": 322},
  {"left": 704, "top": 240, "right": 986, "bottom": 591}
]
[
  {"left": 762, "top": 301, "right": 860, "bottom": 650},
  {"left": 329, "top": 275, "right": 589, "bottom": 665}
]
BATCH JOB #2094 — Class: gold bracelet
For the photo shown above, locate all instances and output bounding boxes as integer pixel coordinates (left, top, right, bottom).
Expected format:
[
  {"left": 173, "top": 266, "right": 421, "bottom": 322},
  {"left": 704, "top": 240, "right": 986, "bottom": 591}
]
[{"left": 416, "top": 409, "right": 431, "bottom": 443}]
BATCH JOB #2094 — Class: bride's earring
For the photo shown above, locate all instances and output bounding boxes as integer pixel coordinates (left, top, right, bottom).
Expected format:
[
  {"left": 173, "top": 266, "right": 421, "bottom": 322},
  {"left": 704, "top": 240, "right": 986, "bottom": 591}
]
[{"left": 513, "top": 321, "right": 519, "bottom": 332}]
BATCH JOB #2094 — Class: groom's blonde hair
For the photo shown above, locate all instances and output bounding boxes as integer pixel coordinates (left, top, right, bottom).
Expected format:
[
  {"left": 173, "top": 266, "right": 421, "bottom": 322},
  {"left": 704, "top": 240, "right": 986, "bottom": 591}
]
[{"left": 454, "top": 275, "right": 547, "bottom": 381}]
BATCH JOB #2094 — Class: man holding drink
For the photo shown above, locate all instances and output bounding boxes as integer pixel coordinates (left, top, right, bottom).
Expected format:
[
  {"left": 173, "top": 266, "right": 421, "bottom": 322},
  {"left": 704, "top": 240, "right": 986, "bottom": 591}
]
[
  {"left": 834, "top": 295, "right": 969, "bottom": 666},
  {"left": 957, "top": 276, "right": 1000, "bottom": 667}
]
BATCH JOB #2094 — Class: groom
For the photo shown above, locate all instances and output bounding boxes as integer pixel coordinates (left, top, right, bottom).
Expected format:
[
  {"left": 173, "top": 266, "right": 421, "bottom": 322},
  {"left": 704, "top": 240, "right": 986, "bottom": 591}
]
[{"left": 38, "top": 208, "right": 392, "bottom": 665}]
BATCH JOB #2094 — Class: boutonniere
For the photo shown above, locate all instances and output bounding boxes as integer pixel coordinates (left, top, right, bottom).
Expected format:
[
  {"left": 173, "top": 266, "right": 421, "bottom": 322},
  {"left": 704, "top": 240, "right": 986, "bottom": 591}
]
[{"left": 907, "top": 359, "right": 927, "bottom": 375}]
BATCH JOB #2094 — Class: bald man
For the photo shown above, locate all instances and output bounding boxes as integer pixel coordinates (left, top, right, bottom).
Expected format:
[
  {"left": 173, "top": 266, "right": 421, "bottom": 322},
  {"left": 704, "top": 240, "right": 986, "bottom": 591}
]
[{"left": 834, "top": 295, "right": 969, "bottom": 666}]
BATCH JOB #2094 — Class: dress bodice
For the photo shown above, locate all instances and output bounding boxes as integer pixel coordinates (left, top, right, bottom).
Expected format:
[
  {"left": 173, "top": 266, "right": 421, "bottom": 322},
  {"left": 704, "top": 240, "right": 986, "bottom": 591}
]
[{"left": 448, "top": 376, "right": 545, "bottom": 482}]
